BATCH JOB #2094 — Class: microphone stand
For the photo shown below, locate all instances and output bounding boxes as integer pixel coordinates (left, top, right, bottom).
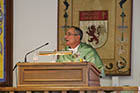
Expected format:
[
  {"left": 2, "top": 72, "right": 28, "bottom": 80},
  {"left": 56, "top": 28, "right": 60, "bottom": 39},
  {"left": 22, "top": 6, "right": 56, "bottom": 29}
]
[{"left": 24, "top": 42, "right": 49, "bottom": 62}]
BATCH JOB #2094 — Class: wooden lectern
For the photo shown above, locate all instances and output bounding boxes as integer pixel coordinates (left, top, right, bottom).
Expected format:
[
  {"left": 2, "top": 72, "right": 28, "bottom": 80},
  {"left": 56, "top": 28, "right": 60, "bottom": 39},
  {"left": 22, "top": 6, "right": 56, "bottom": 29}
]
[{"left": 17, "top": 62, "right": 101, "bottom": 87}]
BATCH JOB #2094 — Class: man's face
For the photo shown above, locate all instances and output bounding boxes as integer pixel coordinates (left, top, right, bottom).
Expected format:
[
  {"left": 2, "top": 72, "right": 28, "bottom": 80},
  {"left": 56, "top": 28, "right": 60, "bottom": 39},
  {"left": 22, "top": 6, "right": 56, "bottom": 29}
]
[{"left": 64, "top": 28, "right": 80, "bottom": 48}]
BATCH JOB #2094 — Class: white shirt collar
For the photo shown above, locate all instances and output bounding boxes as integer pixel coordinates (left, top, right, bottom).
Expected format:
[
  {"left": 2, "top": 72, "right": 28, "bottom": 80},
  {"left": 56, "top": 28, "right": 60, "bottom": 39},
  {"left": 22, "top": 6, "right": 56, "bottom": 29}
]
[{"left": 68, "top": 44, "right": 80, "bottom": 54}]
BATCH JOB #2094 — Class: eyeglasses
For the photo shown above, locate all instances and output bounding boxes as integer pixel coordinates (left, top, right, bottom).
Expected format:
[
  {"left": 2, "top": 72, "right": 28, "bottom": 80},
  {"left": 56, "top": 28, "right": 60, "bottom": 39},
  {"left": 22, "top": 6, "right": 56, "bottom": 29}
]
[{"left": 65, "top": 32, "right": 79, "bottom": 36}]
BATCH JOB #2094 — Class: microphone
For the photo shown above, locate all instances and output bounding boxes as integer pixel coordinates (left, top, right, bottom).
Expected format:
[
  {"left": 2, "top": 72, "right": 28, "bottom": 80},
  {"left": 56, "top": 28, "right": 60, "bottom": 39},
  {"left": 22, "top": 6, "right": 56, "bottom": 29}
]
[
  {"left": 13, "top": 61, "right": 21, "bottom": 71},
  {"left": 83, "top": 56, "right": 88, "bottom": 63},
  {"left": 24, "top": 42, "right": 49, "bottom": 62}
]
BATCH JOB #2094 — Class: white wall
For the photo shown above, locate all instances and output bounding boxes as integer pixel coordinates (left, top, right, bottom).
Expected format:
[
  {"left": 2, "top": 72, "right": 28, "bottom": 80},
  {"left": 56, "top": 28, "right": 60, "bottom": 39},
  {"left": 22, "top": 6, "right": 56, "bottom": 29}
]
[
  {"left": 14, "top": 0, "right": 58, "bottom": 61},
  {"left": 13, "top": 0, "right": 140, "bottom": 86}
]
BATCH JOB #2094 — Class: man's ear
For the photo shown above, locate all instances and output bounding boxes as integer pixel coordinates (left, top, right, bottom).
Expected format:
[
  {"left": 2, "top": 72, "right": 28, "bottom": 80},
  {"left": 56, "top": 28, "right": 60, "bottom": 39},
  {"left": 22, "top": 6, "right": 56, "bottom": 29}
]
[{"left": 77, "top": 35, "right": 81, "bottom": 40}]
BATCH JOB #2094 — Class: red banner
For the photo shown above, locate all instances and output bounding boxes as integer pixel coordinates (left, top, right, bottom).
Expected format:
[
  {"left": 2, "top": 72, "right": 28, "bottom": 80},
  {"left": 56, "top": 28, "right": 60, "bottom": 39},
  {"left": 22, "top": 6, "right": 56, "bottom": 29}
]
[{"left": 80, "top": 11, "right": 108, "bottom": 21}]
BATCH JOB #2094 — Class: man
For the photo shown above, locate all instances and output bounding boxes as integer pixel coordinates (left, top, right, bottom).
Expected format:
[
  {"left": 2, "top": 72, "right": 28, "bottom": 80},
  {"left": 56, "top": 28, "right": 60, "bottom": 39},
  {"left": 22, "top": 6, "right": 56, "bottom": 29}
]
[{"left": 57, "top": 26, "right": 105, "bottom": 77}]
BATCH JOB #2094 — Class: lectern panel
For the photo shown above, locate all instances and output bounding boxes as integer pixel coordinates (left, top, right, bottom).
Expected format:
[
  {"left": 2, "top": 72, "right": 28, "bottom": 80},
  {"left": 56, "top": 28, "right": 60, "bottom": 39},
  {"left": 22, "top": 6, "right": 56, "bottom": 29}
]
[
  {"left": 17, "top": 62, "right": 100, "bottom": 87},
  {"left": 23, "top": 68, "right": 83, "bottom": 82}
]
